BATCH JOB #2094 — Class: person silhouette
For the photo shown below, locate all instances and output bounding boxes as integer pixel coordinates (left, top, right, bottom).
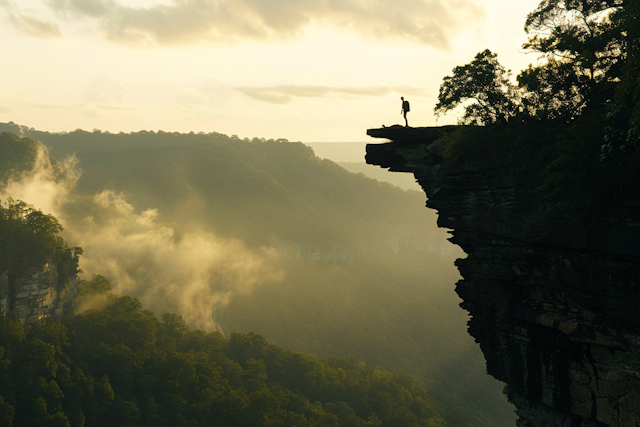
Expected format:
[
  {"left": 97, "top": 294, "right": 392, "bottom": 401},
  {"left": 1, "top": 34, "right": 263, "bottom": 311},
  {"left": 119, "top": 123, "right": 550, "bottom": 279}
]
[{"left": 401, "top": 97, "right": 410, "bottom": 127}]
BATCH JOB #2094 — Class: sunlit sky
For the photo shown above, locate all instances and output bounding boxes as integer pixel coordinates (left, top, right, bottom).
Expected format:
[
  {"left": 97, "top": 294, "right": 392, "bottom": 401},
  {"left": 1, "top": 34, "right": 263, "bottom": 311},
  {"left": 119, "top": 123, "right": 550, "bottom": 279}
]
[{"left": 0, "top": 0, "right": 541, "bottom": 142}]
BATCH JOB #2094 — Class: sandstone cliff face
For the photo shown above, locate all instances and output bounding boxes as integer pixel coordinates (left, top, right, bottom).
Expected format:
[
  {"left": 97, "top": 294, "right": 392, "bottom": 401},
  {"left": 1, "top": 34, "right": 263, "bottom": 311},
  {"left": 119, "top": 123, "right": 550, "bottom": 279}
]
[
  {"left": 0, "top": 264, "right": 76, "bottom": 324},
  {"left": 366, "top": 127, "right": 640, "bottom": 427}
]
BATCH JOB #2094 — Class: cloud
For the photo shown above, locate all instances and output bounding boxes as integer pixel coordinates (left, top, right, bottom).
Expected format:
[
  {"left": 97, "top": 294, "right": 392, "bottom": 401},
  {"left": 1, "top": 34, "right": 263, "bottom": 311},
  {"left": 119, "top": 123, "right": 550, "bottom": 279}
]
[
  {"left": 236, "top": 84, "right": 432, "bottom": 104},
  {"left": 0, "top": 0, "right": 64, "bottom": 40},
  {"left": 47, "top": 0, "right": 112, "bottom": 18},
  {"left": 0, "top": 143, "right": 283, "bottom": 332},
  {"left": 17, "top": 13, "right": 63, "bottom": 38},
  {"left": 39, "top": 0, "right": 487, "bottom": 48},
  {"left": 85, "top": 74, "right": 130, "bottom": 103}
]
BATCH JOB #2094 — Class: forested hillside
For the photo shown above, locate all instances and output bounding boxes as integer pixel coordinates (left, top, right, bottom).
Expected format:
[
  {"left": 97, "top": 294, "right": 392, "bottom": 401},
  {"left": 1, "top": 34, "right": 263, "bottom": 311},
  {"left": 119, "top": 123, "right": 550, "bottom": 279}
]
[
  {"left": 0, "top": 129, "right": 515, "bottom": 426},
  {"left": 0, "top": 125, "right": 429, "bottom": 247},
  {"left": 1, "top": 273, "right": 452, "bottom": 427}
]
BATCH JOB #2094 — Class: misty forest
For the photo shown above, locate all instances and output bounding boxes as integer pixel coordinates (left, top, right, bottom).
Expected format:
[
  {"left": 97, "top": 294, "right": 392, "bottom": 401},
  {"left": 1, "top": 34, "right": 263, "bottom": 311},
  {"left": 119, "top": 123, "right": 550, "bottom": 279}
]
[{"left": 1, "top": 0, "right": 640, "bottom": 427}]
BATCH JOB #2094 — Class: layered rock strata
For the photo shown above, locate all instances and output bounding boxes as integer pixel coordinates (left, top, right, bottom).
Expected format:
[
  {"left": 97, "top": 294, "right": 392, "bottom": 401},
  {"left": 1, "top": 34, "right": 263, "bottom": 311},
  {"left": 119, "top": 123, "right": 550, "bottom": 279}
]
[
  {"left": 366, "top": 126, "right": 640, "bottom": 427},
  {"left": 0, "top": 264, "right": 76, "bottom": 324}
]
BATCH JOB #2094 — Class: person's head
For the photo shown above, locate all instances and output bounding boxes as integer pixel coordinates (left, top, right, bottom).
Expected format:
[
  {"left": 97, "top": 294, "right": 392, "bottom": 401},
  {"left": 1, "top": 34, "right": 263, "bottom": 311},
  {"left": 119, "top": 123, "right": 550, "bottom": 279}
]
[{"left": 401, "top": 97, "right": 404, "bottom": 101}]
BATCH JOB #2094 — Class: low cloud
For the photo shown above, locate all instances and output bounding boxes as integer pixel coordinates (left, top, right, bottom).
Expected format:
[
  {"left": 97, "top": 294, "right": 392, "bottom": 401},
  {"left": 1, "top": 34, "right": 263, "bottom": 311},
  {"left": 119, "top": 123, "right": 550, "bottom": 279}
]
[
  {"left": 13, "top": 0, "right": 488, "bottom": 48},
  {"left": 65, "top": 191, "right": 283, "bottom": 332},
  {"left": 236, "top": 84, "right": 432, "bottom": 104},
  {"left": 1, "top": 143, "right": 283, "bottom": 332},
  {"left": 0, "top": 145, "right": 79, "bottom": 215}
]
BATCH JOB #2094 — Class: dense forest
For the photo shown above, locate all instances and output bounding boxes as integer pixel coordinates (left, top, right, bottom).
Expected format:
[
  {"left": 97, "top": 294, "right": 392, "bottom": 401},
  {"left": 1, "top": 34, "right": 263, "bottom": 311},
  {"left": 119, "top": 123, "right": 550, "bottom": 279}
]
[
  {"left": 1, "top": 272, "right": 451, "bottom": 427},
  {"left": 0, "top": 193, "right": 505, "bottom": 427},
  {"left": 0, "top": 132, "right": 515, "bottom": 426}
]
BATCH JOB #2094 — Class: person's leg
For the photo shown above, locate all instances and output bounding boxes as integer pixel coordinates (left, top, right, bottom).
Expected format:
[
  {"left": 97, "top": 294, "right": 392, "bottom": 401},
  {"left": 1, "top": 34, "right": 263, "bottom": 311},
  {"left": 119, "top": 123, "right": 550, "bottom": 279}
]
[{"left": 404, "top": 112, "right": 408, "bottom": 127}]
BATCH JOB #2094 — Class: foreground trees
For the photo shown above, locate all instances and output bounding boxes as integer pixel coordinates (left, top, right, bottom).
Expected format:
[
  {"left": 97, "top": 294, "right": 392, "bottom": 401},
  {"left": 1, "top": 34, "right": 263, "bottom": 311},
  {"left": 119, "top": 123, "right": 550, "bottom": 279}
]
[
  {"left": 0, "top": 276, "right": 448, "bottom": 427},
  {"left": 435, "top": 50, "right": 519, "bottom": 126},
  {"left": 436, "top": 0, "right": 627, "bottom": 126},
  {"left": 435, "top": 0, "right": 639, "bottom": 218}
]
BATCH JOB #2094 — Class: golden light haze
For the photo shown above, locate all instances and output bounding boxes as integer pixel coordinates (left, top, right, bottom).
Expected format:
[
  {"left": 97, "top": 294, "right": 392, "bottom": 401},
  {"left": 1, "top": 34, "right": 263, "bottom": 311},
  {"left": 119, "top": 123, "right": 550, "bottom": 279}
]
[
  {"left": 0, "top": 142, "right": 284, "bottom": 331},
  {"left": 1, "top": 0, "right": 540, "bottom": 141}
]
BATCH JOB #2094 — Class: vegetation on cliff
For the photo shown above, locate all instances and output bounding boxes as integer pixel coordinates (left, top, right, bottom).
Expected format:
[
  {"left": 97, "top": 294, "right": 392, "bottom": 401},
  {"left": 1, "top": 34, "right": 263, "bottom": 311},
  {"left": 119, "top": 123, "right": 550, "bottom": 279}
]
[
  {"left": 435, "top": 0, "right": 639, "bottom": 219},
  {"left": 0, "top": 198, "right": 82, "bottom": 306}
]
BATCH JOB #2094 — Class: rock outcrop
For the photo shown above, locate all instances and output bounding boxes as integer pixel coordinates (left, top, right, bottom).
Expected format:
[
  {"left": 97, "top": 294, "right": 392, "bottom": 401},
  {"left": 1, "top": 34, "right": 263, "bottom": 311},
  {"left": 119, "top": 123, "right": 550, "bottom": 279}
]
[
  {"left": 366, "top": 126, "right": 640, "bottom": 427},
  {"left": 0, "top": 264, "right": 76, "bottom": 324}
]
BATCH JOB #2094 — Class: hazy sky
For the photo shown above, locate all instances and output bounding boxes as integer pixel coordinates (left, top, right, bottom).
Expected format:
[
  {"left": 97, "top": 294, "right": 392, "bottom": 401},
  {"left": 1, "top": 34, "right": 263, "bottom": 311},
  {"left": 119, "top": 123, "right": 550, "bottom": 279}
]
[{"left": 0, "top": 0, "right": 541, "bottom": 142}]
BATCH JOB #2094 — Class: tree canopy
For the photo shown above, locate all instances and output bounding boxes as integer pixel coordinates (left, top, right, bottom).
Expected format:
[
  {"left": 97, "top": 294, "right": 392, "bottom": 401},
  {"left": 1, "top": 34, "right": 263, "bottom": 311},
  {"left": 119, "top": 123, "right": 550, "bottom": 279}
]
[
  {"left": 602, "top": 0, "right": 640, "bottom": 157},
  {"left": 434, "top": 50, "right": 519, "bottom": 126},
  {"left": 434, "top": 0, "right": 639, "bottom": 218},
  {"left": 0, "top": 278, "right": 452, "bottom": 427},
  {"left": 436, "top": 0, "right": 626, "bottom": 126}
]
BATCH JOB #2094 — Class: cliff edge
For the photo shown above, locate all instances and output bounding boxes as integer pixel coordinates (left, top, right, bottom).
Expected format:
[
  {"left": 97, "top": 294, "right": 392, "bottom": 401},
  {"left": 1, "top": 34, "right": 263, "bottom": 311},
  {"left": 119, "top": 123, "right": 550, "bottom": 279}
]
[{"left": 366, "top": 126, "right": 640, "bottom": 427}]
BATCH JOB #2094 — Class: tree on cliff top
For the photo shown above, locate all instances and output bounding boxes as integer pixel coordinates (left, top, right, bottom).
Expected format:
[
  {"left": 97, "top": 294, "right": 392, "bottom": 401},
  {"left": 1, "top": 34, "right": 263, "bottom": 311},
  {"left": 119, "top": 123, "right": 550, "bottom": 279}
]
[
  {"left": 435, "top": 0, "right": 638, "bottom": 218},
  {"left": 519, "top": 0, "right": 625, "bottom": 120},
  {"left": 434, "top": 49, "right": 520, "bottom": 126},
  {"left": 0, "top": 199, "right": 82, "bottom": 311},
  {"left": 603, "top": 0, "right": 640, "bottom": 158},
  {"left": 436, "top": 0, "right": 625, "bottom": 126}
]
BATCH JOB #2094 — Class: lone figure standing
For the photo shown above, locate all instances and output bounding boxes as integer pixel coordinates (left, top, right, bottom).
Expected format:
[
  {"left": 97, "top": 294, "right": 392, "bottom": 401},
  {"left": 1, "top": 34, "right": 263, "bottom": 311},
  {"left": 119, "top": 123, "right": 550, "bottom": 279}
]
[{"left": 401, "top": 97, "right": 410, "bottom": 127}]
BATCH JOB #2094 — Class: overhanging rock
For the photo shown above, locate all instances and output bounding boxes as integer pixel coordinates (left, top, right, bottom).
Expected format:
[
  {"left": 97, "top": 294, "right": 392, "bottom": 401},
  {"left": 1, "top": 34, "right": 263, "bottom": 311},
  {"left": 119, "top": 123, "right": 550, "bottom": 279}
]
[{"left": 366, "top": 126, "right": 640, "bottom": 427}]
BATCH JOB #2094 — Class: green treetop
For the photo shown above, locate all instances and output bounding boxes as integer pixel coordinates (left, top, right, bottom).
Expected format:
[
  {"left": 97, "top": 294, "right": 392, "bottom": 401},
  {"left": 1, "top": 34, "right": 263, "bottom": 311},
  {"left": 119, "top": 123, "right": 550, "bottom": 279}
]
[{"left": 435, "top": 0, "right": 626, "bottom": 126}]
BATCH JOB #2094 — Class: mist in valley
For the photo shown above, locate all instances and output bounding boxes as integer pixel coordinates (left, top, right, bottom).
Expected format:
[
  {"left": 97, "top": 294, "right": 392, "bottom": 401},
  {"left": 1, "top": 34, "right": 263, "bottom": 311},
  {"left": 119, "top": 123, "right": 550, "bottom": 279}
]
[
  {"left": 305, "top": 141, "right": 422, "bottom": 191},
  {"left": 0, "top": 124, "right": 516, "bottom": 426}
]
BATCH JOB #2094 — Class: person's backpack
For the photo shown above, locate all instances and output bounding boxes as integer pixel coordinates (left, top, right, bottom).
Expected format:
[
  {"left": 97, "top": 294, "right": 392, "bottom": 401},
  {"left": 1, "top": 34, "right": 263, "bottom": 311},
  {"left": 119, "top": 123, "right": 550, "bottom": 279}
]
[{"left": 403, "top": 101, "right": 410, "bottom": 112}]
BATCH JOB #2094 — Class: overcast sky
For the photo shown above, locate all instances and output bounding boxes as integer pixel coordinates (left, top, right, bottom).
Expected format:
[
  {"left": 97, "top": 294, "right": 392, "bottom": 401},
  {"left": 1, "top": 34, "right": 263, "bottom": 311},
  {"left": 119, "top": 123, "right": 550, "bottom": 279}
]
[{"left": 0, "top": 0, "right": 541, "bottom": 142}]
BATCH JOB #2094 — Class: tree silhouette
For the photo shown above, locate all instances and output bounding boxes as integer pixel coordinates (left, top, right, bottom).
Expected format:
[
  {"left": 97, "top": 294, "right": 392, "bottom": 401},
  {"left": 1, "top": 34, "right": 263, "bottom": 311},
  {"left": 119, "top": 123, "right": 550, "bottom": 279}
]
[{"left": 435, "top": 49, "right": 520, "bottom": 126}]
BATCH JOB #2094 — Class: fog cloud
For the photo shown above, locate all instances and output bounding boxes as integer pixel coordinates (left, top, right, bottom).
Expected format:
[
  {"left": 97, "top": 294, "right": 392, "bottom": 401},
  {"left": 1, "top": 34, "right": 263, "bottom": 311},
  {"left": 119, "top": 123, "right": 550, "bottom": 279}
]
[
  {"left": 236, "top": 84, "right": 432, "bottom": 104},
  {"left": 1, "top": 143, "right": 283, "bottom": 332},
  {"left": 66, "top": 191, "right": 283, "bottom": 331},
  {"left": 13, "top": 0, "right": 487, "bottom": 48},
  {"left": 0, "top": 145, "right": 79, "bottom": 215}
]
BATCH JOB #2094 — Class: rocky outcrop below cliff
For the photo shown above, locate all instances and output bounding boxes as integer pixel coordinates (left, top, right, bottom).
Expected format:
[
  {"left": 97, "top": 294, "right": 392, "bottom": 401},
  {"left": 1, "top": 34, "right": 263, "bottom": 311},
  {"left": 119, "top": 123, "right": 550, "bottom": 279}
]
[
  {"left": 366, "top": 126, "right": 640, "bottom": 427},
  {"left": 0, "top": 264, "right": 76, "bottom": 324}
]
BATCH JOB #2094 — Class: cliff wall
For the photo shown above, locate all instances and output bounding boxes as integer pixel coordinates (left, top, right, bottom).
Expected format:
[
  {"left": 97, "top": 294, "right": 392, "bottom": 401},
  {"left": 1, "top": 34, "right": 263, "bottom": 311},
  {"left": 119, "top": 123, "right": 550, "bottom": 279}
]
[
  {"left": 0, "top": 264, "right": 76, "bottom": 324},
  {"left": 366, "top": 126, "right": 640, "bottom": 427}
]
